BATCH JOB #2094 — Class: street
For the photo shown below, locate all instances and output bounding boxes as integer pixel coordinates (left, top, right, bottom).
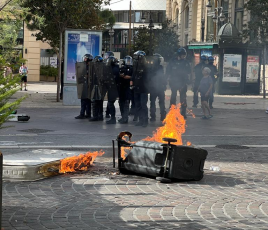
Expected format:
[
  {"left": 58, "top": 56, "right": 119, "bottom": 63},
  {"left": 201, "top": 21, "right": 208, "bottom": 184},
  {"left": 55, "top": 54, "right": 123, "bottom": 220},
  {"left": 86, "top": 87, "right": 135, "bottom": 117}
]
[{"left": 1, "top": 83, "right": 268, "bottom": 229}]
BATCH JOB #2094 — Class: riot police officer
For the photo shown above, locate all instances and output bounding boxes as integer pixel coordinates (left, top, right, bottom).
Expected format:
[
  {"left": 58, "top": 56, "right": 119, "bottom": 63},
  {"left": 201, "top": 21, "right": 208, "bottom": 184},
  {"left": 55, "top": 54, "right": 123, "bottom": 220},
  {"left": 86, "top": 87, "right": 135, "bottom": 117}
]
[
  {"left": 103, "top": 56, "right": 119, "bottom": 124},
  {"left": 89, "top": 55, "right": 104, "bottom": 121},
  {"left": 207, "top": 56, "right": 218, "bottom": 109},
  {"left": 131, "top": 50, "right": 149, "bottom": 127},
  {"left": 103, "top": 51, "right": 115, "bottom": 118},
  {"left": 118, "top": 56, "right": 133, "bottom": 124},
  {"left": 75, "top": 54, "right": 93, "bottom": 119},
  {"left": 192, "top": 55, "right": 209, "bottom": 108},
  {"left": 149, "top": 54, "right": 166, "bottom": 121},
  {"left": 167, "top": 48, "right": 191, "bottom": 119}
]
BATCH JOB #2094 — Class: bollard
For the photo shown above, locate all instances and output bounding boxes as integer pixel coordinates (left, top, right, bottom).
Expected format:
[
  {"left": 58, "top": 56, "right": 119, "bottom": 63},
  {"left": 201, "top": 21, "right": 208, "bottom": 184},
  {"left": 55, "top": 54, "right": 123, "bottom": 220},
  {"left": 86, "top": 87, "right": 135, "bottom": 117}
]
[{"left": 0, "top": 152, "right": 2, "bottom": 229}]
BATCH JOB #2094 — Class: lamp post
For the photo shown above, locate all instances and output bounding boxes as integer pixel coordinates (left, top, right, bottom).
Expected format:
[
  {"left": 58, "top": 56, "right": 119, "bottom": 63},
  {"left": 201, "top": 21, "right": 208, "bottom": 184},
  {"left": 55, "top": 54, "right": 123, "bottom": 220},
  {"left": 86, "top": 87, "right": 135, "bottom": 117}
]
[
  {"left": 109, "top": 28, "right": 114, "bottom": 51},
  {"left": 206, "top": 0, "right": 226, "bottom": 41},
  {"left": 141, "top": 12, "right": 154, "bottom": 56},
  {"left": 123, "top": 30, "right": 128, "bottom": 48}
]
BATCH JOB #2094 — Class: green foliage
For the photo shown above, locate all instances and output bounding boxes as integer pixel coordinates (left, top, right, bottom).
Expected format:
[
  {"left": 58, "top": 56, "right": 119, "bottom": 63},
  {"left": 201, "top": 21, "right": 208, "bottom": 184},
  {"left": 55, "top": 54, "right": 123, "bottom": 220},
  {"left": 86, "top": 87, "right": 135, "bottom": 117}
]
[
  {"left": 133, "top": 27, "right": 156, "bottom": 55},
  {"left": 100, "top": 9, "right": 116, "bottom": 28},
  {"left": 133, "top": 20, "right": 179, "bottom": 60},
  {"left": 40, "top": 65, "right": 58, "bottom": 77},
  {"left": 243, "top": 0, "right": 268, "bottom": 45},
  {"left": 154, "top": 19, "right": 180, "bottom": 61},
  {"left": 20, "top": 0, "right": 111, "bottom": 52},
  {"left": 0, "top": 55, "right": 26, "bottom": 128}
]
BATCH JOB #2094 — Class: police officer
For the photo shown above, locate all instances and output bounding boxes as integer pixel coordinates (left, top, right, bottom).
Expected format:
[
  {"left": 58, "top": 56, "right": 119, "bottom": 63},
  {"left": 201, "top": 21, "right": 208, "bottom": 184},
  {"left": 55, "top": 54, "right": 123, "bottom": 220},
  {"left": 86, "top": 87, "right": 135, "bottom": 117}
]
[
  {"left": 75, "top": 54, "right": 93, "bottom": 119},
  {"left": 89, "top": 55, "right": 104, "bottom": 121},
  {"left": 103, "top": 51, "right": 115, "bottom": 118},
  {"left": 104, "top": 56, "right": 120, "bottom": 124},
  {"left": 149, "top": 54, "right": 166, "bottom": 121},
  {"left": 167, "top": 48, "right": 191, "bottom": 119},
  {"left": 118, "top": 56, "right": 133, "bottom": 124},
  {"left": 192, "top": 55, "right": 209, "bottom": 108},
  {"left": 207, "top": 56, "right": 218, "bottom": 109},
  {"left": 131, "top": 50, "right": 149, "bottom": 127}
]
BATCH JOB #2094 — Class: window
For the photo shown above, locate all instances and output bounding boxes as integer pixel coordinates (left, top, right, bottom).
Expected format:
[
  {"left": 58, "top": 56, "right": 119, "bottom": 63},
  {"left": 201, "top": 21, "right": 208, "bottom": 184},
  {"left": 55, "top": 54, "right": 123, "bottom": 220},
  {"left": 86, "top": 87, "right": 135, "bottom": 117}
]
[
  {"left": 184, "top": 6, "right": 189, "bottom": 29},
  {"left": 123, "top": 11, "right": 129, "bottom": 22},
  {"left": 235, "top": 0, "right": 244, "bottom": 32},
  {"left": 135, "top": 12, "right": 141, "bottom": 22},
  {"left": 222, "top": 0, "right": 229, "bottom": 19}
]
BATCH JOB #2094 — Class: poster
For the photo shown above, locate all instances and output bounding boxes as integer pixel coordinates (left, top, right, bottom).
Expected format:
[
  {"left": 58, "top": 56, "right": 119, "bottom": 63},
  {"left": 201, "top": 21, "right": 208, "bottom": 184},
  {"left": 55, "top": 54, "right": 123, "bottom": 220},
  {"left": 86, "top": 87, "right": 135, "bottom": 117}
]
[
  {"left": 223, "top": 54, "right": 242, "bottom": 83},
  {"left": 64, "top": 30, "right": 102, "bottom": 84},
  {"left": 246, "top": 56, "right": 259, "bottom": 83},
  {"left": 201, "top": 49, "right": 212, "bottom": 57},
  {"left": 50, "top": 57, "right": 57, "bottom": 68}
]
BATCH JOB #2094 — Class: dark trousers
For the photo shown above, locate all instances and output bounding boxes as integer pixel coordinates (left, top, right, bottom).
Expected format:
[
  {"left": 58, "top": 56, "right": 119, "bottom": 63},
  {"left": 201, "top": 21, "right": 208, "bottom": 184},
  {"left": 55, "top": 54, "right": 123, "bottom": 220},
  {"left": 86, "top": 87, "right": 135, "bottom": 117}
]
[
  {"left": 193, "top": 85, "right": 199, "bottom": 106},
  {"left": 170, "top": 85, "right": 187, "bottom": 117},
  {"left": 119, "top": 99, "right": 130, "bottom": 121},
  {"left": 80, "top": 98, "right": 91, "bottom": 117},
  {"left": 134, "top": 92, "right": 148, "bottom": 124},
  {"left": 208, "top": 85, "right": 215, "bottom": 106},
  {"left": 107, "top": 100, "right": 116, "bottom": 118},
  {"left": 150, "top": 91, "right": 166, "bottom": 119},
  {"left": 92, "top": 100, "right": 103, "bottom": 119}
]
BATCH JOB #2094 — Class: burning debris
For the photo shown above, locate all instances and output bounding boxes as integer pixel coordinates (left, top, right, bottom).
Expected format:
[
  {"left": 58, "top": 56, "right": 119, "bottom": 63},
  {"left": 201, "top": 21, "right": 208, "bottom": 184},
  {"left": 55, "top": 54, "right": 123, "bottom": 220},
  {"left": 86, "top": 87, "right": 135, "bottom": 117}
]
[
  {"left": 38, "top": 150, "right": 105, "bottom": 177},
  {"left": 113, "top": 104, "right": 208, "bottom": 183}
]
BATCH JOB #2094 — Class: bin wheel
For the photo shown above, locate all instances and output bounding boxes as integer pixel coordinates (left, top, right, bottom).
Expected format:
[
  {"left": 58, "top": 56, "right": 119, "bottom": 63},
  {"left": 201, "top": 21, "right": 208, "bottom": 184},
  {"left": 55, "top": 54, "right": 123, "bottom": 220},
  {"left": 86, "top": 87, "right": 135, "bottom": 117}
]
[
  {"left": 162, "top": 138, "right": 177, "bottom": 143},
  {"left": 156, "top": 177, "right": 172, "bottom": 183}
]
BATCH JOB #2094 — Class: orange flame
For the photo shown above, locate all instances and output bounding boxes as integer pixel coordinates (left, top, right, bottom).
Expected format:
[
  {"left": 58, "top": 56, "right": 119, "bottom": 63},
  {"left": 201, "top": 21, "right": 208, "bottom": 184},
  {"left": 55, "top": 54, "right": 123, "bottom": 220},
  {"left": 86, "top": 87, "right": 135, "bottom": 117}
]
[
  {"left": 121, "top": 147, "right": 131, "bottom": 160},
  {"left": 59, "top": 150, "right": 105, "bottom": 173},
  {"left": 144, "top": 104, "right": 186, "bottom": 145}
]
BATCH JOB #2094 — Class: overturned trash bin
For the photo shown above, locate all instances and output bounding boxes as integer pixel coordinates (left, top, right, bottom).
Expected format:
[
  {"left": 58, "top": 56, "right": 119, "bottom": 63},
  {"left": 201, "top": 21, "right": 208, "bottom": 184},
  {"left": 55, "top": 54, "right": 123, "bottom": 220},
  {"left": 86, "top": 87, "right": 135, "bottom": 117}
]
[{"left": 115, "top": 131, "right": 208, "bottom": 182}]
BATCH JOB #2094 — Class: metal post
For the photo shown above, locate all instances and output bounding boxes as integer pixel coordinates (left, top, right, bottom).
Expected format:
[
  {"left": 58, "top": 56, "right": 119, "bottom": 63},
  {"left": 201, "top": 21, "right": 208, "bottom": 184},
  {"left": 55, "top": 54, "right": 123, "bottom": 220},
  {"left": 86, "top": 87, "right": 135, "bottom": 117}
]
[
  {"left": 112, "top": 140, "right": 115, "bottom": 168},
  {"left": 128, "top": 1, "right": 132, "bottom": 55},
  {"left": 263, "top": 44, "right": 266, "bottom": 98},
  {"left": 0, "top": 152, "right": 2, "bottom": 229}
]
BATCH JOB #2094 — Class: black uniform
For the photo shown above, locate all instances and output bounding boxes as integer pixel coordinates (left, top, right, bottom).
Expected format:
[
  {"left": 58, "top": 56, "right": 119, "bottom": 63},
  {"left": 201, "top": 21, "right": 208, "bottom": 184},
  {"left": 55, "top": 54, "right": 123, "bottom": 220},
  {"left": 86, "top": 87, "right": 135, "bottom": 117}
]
[
  {"left": 132, "top": 55, "right": 149, "bottom": 127},
  {"left": 193, "top": 62, "right": 209, "bottom": 106},
  {"left": 148, "top": 57, "right": 166, "bottom": 121},
  {"left": 168, "top": 58, "right": 191, "bottom": 118},
  {"left": 119, "top": 64, "right": 133, "bottom": 123}
]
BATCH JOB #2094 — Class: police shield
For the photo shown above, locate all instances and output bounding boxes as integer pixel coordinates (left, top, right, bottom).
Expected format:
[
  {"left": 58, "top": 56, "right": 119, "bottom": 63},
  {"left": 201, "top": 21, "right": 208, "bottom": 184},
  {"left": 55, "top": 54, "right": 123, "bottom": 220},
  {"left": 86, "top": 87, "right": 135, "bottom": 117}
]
[
  {"left": 91, "top": 62, "right": 103, "bottom": 100},
  {"left": 76, "top": 62, "right": 89, "bottom": 99}
]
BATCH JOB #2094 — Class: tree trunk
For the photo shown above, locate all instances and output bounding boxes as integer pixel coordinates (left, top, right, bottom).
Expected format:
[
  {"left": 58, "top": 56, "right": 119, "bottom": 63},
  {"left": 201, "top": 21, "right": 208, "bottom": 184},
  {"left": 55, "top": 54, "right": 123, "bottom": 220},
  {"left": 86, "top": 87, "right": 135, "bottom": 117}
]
[
  {"left": 57, "top": 31, "right": 63, "bottom": 102},
  {"left": 263, "top": 44, "right": 266, "bottom": 99}
]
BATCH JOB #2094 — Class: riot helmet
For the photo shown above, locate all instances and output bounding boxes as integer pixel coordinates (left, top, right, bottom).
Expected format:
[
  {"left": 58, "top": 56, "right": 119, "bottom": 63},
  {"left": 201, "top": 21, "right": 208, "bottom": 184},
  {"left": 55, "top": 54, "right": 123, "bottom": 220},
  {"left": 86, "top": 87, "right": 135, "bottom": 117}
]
[
  {"left": 94, "top": 55, "right": 104, "bottom": 62},
  {"left": 123, "top": 56, "right": 133, "bottom": 66},
  {"left": 104, "top": 51, "right": 114, "bottom": 60},
  {"left": 153, "top": 53, "right": 164, "bottom": 65},
  {"left": 208, "top": 56, "right": 214, "bottom": 64},
  {"left": 177, "top": 48, "right": 187, "bottom": 58},
  {"left": 83, "top": 54, "right": 93, "bottom": 63},
  {"left": 106, "top": 56, "right": 117, "bottom": 66},
  {"left": 133, "top": 50, "right": 146, "bottom": 60},
  {"left": 200, "top": 55, "right": 209, "bottom": 64}
]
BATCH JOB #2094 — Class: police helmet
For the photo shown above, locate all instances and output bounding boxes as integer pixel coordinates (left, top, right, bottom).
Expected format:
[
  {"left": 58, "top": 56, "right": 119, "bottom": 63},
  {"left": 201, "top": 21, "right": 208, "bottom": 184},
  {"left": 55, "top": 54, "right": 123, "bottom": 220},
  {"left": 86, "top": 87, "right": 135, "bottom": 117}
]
[
  {"left": 123, "top": 56, "right": 133, "bottom": 66},
  {"left": 83, "top": 54, "right": 93, "bottom": 62},
  {"left": 104, "top": 51, "right": 114, "bottom": 60},
  {"left": 201, "top": 55, "right": 208, "bottom": 62},
  {"left": 208, "top": 56, "right": 214, "bottom": 63},
  {"left": 94, "top": 55, "right": 103, "bottom": 62},
  {"left": 106, "top": 56, "right": 117, "bottom": 66},
  {"left": 177, "top": 48, "right": 187, "bottom": 57},
  {"left": 133, "top": 50, "right": 146, "bottom": 60}
]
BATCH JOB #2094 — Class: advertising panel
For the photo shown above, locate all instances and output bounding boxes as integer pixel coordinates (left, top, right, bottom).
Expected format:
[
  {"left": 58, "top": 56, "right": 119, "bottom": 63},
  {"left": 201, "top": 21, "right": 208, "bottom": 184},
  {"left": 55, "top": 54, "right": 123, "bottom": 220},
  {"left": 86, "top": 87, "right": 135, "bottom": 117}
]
[
  {"left": 246, "top": 55, "right": 259, "bottom": 83},
  {"left": 223, "top": 54, "right": 242, "bottom": 83},
  {"left": 64, "top": 30, "right": 102, "bottom": 84}
]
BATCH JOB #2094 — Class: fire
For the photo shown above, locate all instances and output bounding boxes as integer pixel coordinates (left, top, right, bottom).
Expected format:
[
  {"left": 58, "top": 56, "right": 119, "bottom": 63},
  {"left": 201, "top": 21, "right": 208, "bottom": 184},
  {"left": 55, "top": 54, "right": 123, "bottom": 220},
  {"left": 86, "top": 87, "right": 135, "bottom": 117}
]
[
  {"left": 59, "top": 150, "right": 105, "bottom": 173},
  {"left": 144, "top": 104, "right": 186, "bottom": 145},
  {"left": 121, "top": 147, "right": 131, "bottom": 160}
]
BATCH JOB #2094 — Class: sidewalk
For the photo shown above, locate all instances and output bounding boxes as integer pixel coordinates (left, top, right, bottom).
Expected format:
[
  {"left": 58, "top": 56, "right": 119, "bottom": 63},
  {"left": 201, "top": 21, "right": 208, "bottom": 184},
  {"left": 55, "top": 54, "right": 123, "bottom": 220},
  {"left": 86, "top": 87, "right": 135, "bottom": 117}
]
[{"left": 14, "top": 82, "right": 268, "bottom": 110}]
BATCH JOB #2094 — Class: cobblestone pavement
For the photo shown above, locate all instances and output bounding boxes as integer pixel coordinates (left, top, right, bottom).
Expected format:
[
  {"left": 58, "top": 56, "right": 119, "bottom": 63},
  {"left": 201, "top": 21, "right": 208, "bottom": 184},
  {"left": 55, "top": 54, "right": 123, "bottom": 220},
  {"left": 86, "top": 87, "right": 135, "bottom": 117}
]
[{"left": 2, "top": 147, "right": 268, "bottom": 230}]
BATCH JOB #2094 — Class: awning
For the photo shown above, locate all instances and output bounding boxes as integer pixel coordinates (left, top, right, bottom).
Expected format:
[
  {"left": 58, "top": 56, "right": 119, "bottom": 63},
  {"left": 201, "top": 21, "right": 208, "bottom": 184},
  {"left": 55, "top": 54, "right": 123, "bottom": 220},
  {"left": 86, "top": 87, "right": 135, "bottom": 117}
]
[{"left": 188, "top": 45, "right": 214, "bottom": 49}]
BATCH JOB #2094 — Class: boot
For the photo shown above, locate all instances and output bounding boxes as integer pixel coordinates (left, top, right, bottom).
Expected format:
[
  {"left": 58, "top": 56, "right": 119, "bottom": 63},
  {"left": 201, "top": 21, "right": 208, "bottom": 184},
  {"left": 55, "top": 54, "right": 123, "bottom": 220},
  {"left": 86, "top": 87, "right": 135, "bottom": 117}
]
[
  {"left": 89, "top": 117, "right": 98, "bottom": 121},
  {"left": 75, "top": 115, "right": 85, "bottom": 119},
  {"left": 89, "top": 102, "right": 98, "bottom": 121},
  {"left": 106, "top": 117, "right": 116, "bottom": 124}
]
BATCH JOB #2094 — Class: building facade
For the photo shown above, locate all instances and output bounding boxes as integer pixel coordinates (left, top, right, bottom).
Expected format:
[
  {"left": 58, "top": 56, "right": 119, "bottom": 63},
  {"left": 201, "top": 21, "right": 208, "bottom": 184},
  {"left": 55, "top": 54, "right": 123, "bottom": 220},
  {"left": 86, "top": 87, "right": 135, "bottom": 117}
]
[
  {"left": 103, "top": 0, "right": 166, "bottom": 55},
  {"left": 166, "top": 0, "right": 248, "bottom": 46}
]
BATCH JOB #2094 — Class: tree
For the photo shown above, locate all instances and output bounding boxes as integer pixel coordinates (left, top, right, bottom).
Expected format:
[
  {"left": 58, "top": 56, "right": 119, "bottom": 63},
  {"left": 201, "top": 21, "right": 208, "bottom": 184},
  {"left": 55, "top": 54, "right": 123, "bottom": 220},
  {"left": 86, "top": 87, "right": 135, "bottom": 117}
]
[
  {"left": 133, "top": 26, "right": 156, "bottom": 55},
  {"left": 243, "top": 0, "right": 268, "bottom": 98},
  {"left": 20, "top": 0, "right": 110, "bottom": 102},
  {"left": 154, "top": 19, "right": 180, "bottom": 62},
  {"left": 133, "top": 20, "right": 179, "bottom": 61},
  {"left": 0, "top": 55, "right": 26, "bottom": 128}
]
